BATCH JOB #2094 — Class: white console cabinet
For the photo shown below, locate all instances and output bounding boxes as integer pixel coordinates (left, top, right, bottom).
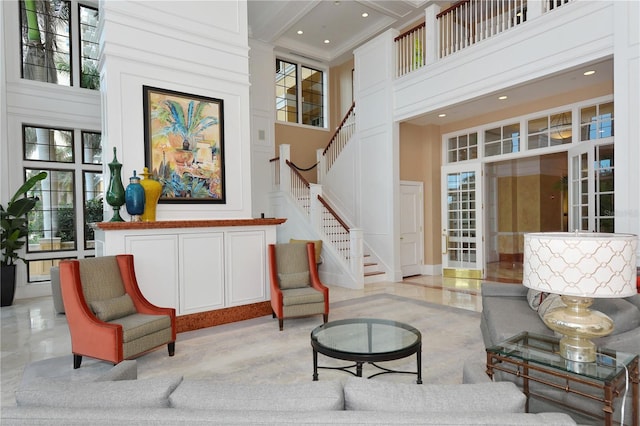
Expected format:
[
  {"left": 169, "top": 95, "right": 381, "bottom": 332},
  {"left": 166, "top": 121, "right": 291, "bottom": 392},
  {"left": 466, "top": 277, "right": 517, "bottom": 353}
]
[{"left": 94, "top": 219, "right": 284, "bottom": 317}]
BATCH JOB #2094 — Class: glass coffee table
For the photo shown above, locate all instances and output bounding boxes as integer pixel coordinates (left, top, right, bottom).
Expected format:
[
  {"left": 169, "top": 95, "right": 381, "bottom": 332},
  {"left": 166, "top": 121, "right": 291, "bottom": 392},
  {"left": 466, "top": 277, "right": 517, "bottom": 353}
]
[
  {"left": 310, "top": 318, "right": 422, "bottom": 384},
  {"left": 486, "top": 331, "right": 639, "bottom": 426}
]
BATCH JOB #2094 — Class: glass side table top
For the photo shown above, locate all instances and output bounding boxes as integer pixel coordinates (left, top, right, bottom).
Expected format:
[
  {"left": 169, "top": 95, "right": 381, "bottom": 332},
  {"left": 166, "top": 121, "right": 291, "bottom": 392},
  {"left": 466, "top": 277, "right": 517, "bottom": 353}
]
[
  {"left": 487, "top": 331, "right": 638, "bottom": 382},
  {"left": 311, "top": 318, "right": 421, "bottom": 357}
]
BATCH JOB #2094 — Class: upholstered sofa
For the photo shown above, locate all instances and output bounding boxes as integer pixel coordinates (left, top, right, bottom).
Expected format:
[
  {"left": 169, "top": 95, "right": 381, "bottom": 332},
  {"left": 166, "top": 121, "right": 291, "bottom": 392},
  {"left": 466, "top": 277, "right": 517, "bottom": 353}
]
[
  {"left": 476, "top": 281, "right": 640, "bottom": 425},
  {"left": 2, "top": 360, "right": 577, "bottom": 425}
]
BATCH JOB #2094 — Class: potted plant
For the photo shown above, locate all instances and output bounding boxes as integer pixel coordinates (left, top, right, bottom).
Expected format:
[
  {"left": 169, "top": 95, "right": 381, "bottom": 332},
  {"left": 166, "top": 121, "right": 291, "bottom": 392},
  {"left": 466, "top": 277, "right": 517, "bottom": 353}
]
[{"left": 1, "top": 171, "right": 47, "bottom": 306}]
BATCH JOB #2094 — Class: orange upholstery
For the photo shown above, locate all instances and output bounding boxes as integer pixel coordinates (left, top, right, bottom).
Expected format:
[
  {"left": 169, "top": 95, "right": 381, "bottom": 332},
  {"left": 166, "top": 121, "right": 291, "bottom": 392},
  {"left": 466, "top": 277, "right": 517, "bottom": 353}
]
[
  {"left": 269, "top": 242, "right": 329, "bottom": 331},
  {"left": 59, "top": 255, "right": 176, "bottom": 368}
]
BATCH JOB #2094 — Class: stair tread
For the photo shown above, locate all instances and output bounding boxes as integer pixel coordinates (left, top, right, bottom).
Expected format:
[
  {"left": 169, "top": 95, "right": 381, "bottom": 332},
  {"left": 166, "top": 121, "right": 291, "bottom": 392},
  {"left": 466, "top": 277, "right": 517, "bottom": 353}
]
[{"left": 364, "top": 271, "right": 385, "bottom": 276}]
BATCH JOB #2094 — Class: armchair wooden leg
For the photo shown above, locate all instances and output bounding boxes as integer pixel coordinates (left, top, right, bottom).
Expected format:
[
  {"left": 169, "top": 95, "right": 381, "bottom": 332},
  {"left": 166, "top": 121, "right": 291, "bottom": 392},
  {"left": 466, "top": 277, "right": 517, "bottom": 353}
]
[
  {"left": 168, "top": 342, "right": 175, "bottom": 356},
  {"left": 323, "top": 314, "right": 328, "bottom": 324},
  {"left": 73, "top": 354, "right": 82, "bottom": 369},
  {"left": 279, "top": 318, "right": 284, "bottom": 331}
]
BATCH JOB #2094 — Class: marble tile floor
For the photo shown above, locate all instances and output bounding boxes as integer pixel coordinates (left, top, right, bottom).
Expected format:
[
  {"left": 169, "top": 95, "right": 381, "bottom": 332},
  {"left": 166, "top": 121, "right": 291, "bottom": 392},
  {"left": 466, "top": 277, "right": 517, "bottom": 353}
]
[{"left": 0, "top": 274, "right": 509, "bottom": 409}]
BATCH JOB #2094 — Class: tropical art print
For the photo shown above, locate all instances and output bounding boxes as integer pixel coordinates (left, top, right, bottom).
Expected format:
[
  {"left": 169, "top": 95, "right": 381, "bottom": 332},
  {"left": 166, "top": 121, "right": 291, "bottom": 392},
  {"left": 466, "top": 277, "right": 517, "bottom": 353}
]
[{"left": 143, "top": 86, "right": 225, "bottom": 203}]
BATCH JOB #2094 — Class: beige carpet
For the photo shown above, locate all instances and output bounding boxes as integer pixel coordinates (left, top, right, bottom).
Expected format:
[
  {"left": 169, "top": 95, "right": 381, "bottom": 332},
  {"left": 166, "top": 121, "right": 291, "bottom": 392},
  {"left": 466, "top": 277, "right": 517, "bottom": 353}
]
[{"left": 136, "top": 294, "right": 485, "bottom": 385}]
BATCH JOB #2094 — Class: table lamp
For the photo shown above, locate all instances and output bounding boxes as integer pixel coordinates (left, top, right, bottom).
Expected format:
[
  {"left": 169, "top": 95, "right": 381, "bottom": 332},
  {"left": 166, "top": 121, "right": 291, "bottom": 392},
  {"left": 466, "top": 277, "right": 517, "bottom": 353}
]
[{"left": 523, "top": 232, "right": 637, "bottom": 363}]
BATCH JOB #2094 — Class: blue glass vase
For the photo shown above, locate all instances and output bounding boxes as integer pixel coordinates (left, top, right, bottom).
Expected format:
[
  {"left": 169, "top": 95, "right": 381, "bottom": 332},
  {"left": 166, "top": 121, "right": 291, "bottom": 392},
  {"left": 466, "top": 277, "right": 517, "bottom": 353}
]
[{"left": 125, "top": 170, "right": 145, "bottom": 222}]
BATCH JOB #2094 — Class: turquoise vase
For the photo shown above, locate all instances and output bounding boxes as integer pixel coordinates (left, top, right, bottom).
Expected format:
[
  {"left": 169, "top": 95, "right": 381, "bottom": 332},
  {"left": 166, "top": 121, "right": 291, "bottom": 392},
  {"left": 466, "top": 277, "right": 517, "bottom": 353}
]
[
  {"left": 125, "top": 170, "right": 145, "bottom": 222},
  {"left": 106, "top": 147, "right": 125, "bottom": 222}
]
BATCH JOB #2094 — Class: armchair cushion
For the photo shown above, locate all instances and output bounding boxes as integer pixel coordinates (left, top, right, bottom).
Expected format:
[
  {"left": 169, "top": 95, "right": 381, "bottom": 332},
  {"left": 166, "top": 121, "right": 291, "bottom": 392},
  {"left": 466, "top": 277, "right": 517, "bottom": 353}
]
[
  {"left": 282, "top": 287, "right": 325, "bottom": 306},
  {"left": 278, "top": 271, "right": 310, "bottom": 289},
  {"left": 275, "top": 244, "right": 311, "bottom": 289},
  {"left": 90, "top": 294, "right": 137, "bottom": 322},
  {"left": 110, "top": 314, "right": 172, "bottom": 343}
]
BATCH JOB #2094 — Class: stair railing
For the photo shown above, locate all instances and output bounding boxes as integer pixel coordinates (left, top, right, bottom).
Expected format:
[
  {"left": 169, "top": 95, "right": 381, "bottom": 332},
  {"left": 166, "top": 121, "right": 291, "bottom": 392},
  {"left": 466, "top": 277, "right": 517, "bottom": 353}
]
[
  {"left": 395, "top": 22, "right": 425, "bottom": 77},
  {"left": 285, "top": 160, "right": 311, "bottom": 216},
  {"left": 318, "top": 102, "right": 355, "bottom": 181},
  {"left": 275, "top": 144, "right": 364, "bottom": 287},
  {"left": 317, "top": 195, "right": 350, "bottom": 261}
]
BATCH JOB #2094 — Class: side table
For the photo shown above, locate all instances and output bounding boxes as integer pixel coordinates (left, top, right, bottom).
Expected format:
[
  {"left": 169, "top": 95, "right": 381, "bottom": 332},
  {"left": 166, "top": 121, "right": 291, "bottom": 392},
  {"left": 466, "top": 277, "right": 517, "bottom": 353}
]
[{"left": 486, "top": 331, "right": 638, "bottom": 426}]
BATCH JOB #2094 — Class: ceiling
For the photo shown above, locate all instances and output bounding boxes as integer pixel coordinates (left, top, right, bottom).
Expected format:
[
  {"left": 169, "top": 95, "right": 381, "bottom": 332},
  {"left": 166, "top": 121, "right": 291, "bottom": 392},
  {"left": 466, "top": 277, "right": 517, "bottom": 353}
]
[
  {"left": 248, "top": 0, "right": 435, "bottom": 65},
  {"left": 247, "top": 1, "right": 614, "bottom": 126}
]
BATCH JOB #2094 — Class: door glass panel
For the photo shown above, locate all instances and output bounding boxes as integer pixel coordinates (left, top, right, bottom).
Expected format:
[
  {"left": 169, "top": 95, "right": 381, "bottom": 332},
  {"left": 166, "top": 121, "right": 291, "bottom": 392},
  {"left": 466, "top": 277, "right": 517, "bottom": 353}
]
[{"left": 445, "top": 170, "right": 478, "bottom": 267}]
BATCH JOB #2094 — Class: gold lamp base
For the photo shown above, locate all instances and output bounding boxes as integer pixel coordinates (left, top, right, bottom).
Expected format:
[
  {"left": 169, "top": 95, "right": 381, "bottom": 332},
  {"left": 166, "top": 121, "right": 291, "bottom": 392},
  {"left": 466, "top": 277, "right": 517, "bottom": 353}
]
[{"left": 542, "top": 296, "right": 614, "bottom": 363}]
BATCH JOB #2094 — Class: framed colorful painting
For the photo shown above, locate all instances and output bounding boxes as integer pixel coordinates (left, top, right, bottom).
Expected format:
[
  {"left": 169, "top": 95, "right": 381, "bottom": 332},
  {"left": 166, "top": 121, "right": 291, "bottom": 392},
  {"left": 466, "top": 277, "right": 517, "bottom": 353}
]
[{"left": 143, "top": 85, "right": 225, "bottom": 203}]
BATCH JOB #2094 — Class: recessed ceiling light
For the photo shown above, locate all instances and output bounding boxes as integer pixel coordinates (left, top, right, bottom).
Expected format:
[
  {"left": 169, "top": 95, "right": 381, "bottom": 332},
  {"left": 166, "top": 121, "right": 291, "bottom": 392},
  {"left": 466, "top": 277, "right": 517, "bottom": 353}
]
[
  {"left": 297, "top": 30, "right": 303, "bottom": 35},
  {"left": 583, "top": 70, "right": 596, "bottom": 76},
  {"left": 438, "top": 113, "right": 447, "bottom": 118},
  {"left": 324, "top": 39, "right": 330, "bottom": 44},
  {"left": 498, "top": 95, "right": 508, "bottom": 100},
  {"left": 362, "top": 12, "right": 369, "bottom": 18}
]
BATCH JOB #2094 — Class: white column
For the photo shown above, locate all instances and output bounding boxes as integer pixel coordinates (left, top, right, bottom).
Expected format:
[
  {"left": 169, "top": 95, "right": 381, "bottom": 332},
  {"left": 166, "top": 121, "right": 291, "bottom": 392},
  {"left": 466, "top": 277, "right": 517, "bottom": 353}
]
[
  {"left": 425, "top": 4, "right": 440, "bottom": 65},
  {"left": 613, "top": 1, "right": 640, "bottom": 252},
  {"left": 527, "top": 0, "right": 544, "bottom": 20},
  {"left": 279, "top": 144, "right": 291, "bottom": 194},
  {"left": 349, "top": 228, "right": 364, "bottom": 287}
]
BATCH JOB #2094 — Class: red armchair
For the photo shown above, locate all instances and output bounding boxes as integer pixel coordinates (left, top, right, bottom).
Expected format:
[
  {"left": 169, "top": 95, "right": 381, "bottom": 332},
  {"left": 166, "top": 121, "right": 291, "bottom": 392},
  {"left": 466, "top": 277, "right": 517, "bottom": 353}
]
[
  {"left": 269, "top": 242, "right": 329, "bottom": 331},
  {"left": 59, "top": 255, "right": 176, "bottom": 368}
]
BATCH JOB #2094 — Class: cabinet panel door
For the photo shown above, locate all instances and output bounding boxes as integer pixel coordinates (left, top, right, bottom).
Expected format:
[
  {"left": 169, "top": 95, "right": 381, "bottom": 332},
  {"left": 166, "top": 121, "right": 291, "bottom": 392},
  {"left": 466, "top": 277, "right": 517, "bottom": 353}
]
[
  {"left": 226, "top": 230, "right": 266, "bottom": 306},
  {"left": 180, "top": 233, "right": 225, "bottom": 314},
  {"left": 125, "top": 235, "right": 179, "bottom": 309}
]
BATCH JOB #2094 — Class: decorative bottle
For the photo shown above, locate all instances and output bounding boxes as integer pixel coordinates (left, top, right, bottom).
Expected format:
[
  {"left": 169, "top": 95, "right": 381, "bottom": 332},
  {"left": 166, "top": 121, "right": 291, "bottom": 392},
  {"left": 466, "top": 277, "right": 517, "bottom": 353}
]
[
  {"left": 106, "top": 147, "right": 125, "bottom": 222},
  {"left": 125, "top": 170, "right": 145, "bottom": 222},
  {"left": 139, "top": 167, "right": 162, "bottom": 222}
]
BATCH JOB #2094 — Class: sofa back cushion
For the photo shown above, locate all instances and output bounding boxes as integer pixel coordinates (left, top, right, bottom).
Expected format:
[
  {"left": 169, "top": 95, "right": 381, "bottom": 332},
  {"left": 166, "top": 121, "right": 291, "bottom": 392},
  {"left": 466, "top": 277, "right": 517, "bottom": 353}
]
[
  {"left": 16, "top": 376, "right": 183, "bottom": 409},
  {"left": 169, "top": 380, "right": 344, "bottom": 411},
  {"left": 343, "top": 377, "right": 525, "bottom": 413}
]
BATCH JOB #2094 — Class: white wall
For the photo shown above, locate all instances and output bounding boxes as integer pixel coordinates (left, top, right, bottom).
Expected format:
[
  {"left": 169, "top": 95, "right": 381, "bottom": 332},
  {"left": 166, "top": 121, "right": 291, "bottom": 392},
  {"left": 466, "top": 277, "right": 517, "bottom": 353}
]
[
  {"left": 100, "top": 0, "right": 252, "bottom": 220},
  {"left": 354, "top": 29, "right": 401, "bottom": 281},
  {"left": 248, "top": 39, "right": 276, "bottom": 219}
]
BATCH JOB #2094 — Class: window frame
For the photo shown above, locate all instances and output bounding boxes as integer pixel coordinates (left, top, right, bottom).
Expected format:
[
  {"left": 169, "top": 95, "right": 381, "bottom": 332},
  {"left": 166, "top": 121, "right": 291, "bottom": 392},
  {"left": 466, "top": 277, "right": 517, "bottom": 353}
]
[{"left": 275, "top": 57, "right": 327, "bottom": 129}]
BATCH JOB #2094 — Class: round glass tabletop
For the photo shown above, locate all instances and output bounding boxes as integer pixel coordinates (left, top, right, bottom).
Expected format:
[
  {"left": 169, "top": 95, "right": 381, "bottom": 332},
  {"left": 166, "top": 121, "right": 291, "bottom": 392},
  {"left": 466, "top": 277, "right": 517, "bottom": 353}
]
[{"left": 310, "top": 318, "right": 421, "bottom": 360}]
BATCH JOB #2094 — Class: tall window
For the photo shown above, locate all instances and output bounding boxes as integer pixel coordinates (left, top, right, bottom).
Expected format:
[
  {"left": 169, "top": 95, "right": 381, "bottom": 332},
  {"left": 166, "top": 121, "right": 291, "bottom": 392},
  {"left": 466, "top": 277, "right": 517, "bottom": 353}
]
[
  {"left": 276, "top": 58, "right": 325, "bottom": 128},
  {"left": 23, "top": 126, "right": 103, "bottom": 282},
  {"left": 20, "top": 0, "right": 100, "bottom": 90},
  {"left": 79, "top": 4, "right": 100, "bottom": 89}
]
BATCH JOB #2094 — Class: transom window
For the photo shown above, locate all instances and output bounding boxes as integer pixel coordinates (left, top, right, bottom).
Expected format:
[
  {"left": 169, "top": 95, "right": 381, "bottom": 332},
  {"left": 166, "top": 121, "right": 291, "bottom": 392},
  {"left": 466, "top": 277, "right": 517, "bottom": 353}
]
[
  {"left": 276, "top": 58, "right": 325, "bottom": 128},
  {"left": 447, "top": 133, "right": 478, "bottom": 163},
  {"left": 580, "top": 101, "right": 613, "bottom": 141},
  {"left": 527, "top": 110, "right": 572, "bottom": 150},
  {"left": 484, "top": 123, "right": 520, "bottom": 157}
]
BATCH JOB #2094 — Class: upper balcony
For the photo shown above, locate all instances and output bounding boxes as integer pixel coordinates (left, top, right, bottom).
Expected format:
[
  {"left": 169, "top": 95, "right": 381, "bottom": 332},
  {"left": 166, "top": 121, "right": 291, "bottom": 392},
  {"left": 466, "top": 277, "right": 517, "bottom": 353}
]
[{"left": 392, "top": 0, "right": 615, "bottom": 123}]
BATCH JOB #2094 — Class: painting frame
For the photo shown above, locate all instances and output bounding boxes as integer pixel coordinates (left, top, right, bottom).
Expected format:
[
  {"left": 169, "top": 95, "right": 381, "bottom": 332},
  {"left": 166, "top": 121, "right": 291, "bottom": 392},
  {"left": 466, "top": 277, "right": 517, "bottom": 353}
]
[{"left": 143, "top": 85, "right": 225, "bottom": 204}]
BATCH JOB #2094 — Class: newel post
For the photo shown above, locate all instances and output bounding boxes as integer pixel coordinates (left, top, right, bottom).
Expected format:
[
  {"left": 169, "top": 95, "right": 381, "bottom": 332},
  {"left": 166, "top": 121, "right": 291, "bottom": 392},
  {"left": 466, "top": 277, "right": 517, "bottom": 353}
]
[
  {"left": 316, "top": 148, "right": 325, "bottom": 183},
  {"left": 349, "top": 228, "right": 364, "bottom": 287}
]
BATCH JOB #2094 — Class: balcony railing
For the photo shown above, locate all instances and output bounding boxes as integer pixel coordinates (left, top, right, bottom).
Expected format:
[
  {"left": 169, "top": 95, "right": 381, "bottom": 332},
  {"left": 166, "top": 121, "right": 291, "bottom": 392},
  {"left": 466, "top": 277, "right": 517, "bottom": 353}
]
[{"left": 395, "top": 0, "right": 575, "bottom": 77}]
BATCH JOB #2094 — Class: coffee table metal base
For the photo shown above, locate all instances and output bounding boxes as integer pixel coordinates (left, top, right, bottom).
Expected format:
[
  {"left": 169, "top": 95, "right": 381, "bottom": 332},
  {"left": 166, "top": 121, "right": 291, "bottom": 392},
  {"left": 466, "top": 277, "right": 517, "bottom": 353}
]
[{"left": 312, "top": 352, "right": 422, "bottom": 383}]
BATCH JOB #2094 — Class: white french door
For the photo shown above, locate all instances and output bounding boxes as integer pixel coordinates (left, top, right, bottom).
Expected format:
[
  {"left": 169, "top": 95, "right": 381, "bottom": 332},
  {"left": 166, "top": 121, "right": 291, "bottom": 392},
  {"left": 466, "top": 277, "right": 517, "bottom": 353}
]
[
  {"left": 441, "top": 163, "right": 484, "bottom": 278},
  {"left": 568, "top": 142, "right": 615, "bottom": 232}
]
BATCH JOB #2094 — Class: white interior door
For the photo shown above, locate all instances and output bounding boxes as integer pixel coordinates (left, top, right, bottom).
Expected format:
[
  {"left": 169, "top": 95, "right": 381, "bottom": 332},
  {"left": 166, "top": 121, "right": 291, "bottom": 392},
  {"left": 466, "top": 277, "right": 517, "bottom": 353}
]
[
  {"left": 568, "top": 142, "right": 615, "bottom": 232},
  {"left": 400, "top": 181, "right": 424, "bottom": 277},
  {"left": 441, "top": 163, "right": 484, "bottom": 278}
]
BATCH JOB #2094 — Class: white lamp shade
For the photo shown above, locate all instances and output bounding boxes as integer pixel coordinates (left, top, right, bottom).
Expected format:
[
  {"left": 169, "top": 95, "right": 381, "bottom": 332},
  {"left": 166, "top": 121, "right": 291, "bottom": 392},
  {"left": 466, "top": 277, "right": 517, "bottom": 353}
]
[{"left": 523, "top": 232, "right": 637, "bottom": 298}]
